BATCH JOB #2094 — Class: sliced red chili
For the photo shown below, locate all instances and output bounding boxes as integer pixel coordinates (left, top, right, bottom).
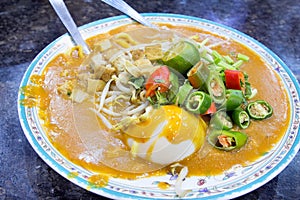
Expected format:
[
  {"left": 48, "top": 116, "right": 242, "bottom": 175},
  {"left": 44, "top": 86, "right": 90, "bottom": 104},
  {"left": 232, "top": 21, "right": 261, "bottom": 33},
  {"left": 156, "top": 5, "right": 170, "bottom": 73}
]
[
  {"left": 224, "top": 69, "right": 245, "bottom": 91},
  {"left": 145, "top": 66, "right": 171, "bottom": 97},
  {"left": 202, "top": 102, "right": 217, "bottom": 115}
]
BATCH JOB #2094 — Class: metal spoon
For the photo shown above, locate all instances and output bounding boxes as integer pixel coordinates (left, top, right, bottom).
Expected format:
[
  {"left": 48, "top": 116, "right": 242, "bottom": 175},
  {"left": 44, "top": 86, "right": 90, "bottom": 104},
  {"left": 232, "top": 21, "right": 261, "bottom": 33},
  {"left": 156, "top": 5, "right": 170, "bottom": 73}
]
[
  {"left": 101, "top": 0, "right": 158, "bottom": 29},
  {"left": 49, "top": 0, "right": 157, "bottom": 55},
  {"left": 49, "top": 0, "right": 91, "bottom": 54}
]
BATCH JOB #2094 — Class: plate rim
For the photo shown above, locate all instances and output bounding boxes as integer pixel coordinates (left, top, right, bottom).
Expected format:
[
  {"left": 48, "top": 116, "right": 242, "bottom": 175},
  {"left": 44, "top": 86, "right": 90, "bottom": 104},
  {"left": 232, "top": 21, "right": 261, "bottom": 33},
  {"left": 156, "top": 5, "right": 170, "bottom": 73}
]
[{"left": 17, "top": 13, "right": 300, "bottom": 200}]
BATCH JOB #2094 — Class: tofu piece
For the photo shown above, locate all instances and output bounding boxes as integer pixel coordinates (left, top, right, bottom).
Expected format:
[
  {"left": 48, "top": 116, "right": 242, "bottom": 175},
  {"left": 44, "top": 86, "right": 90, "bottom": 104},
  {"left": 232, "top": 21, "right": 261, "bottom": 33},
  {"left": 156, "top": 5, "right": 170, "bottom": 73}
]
[
  {"left": 145, "top": 44, "right": 163, "bottom": 60},
  {"left": 87, "top": 78, "right": 106, "bottom": 93},
  {"left": 95, "top": 39, "right": 112, "bottom": 52},
  {"left": 90, "top": 53, "right": 106, "bottom": 70},
  {"left": 131, "top": 49, "right": 145, "bottom": 61}
]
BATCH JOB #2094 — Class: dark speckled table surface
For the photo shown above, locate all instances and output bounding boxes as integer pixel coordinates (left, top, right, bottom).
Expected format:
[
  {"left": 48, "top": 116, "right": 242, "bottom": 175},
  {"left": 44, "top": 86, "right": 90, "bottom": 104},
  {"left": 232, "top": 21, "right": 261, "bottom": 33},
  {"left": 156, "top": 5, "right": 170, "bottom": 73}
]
[{"left": 1, "top": 0, "right": 300, "bottom": 199}]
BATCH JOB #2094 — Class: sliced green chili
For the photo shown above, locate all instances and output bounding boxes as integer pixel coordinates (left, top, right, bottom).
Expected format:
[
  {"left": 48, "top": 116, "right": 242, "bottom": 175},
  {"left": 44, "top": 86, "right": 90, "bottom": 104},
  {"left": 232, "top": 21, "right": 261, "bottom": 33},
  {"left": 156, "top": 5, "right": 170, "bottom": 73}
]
[
  {"left": 187, "top": 61, "right": 210, "bottom": 89},
  {"left": 166, "top": 72, "right": 180, "bottom": 103},
  {"left": 208, "top": 129, "right": 248, "bottom": 151},
  {"left": 210, "top": 110, "right": 233, "bottom": 130},
  {"left": 206, "top": 72, "right": 226, "bottom": 105},
  {"left": 185, "top": 91, "right": 212, "bottom": 114},
  {"left": 174, "top": 81, "right": 193, "bottom": 105},
  {"left": 222, "top": 89, "right": 245, "bottom": 111},
  {"left": 246, "top": 100, "right": 273, "bottom": 120},
  {"left": 232, "top": 108, "right": 250, "bottom": 129}
]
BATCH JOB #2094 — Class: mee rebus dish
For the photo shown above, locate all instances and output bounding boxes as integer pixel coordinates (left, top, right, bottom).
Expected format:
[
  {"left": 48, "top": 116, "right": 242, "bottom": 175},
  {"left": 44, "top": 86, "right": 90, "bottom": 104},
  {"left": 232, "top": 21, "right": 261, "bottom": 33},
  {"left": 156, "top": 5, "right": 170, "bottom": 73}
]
[{"left": 18, "top": 14, "right": 300, "bottom": 199}]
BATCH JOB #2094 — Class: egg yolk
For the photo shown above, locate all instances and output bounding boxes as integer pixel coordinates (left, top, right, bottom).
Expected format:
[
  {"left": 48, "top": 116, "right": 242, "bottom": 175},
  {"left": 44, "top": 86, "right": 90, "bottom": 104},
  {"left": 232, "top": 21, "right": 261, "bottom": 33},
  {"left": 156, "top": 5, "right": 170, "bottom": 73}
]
[{"left": 124, "top": 105, "right": 207, "bottom": 165}]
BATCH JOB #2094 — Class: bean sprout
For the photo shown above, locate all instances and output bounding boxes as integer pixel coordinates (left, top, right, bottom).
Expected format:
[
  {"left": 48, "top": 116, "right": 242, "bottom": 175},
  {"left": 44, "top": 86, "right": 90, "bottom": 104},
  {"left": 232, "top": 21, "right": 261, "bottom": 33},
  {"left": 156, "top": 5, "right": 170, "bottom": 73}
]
[
  {"left": 125, "top": 101, "right": 149, "bottom": 115},
  {"left": 104, "top": 95, "right": 117, "bottom": 103},
  {"left": 115, "top": 78, "right": 131, "bottom": 93},
  {"left": 98, "top": 78, "right": 114, "bottom": 112},
  {"left": 102, "top": 107, "right": 122, "bottom": 117},
  {"left": 90, "top": 108, "right": 113, "bottom": 129}
]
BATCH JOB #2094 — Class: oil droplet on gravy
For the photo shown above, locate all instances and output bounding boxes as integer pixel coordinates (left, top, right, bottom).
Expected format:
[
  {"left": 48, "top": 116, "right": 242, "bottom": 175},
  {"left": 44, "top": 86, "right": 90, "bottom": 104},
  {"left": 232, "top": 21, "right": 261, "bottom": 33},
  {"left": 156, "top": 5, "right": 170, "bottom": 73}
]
[
  {"left": 21, "top": 23, "right": 290, "bottom": 186},
  {"left": 157, "top": 182, "right": 171, "bottom": 190},
  {"left": 87, "top": 174, "right": 110, "bottom": 189}
]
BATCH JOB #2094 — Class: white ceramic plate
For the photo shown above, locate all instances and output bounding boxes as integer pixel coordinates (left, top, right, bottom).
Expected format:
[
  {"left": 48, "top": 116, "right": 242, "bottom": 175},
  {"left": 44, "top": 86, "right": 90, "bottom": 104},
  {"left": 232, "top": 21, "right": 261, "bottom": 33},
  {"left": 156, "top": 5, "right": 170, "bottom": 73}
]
[{"left": 18, "top": 14, "right": 300, "bottom": 199}]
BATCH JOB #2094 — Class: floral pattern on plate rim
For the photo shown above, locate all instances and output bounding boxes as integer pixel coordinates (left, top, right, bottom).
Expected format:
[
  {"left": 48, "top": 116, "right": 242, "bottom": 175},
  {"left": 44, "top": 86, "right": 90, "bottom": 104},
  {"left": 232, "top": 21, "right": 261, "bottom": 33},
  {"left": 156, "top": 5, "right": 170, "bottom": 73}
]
[{"left": 18, "top": 14, "right": 300, "bottom": 200}]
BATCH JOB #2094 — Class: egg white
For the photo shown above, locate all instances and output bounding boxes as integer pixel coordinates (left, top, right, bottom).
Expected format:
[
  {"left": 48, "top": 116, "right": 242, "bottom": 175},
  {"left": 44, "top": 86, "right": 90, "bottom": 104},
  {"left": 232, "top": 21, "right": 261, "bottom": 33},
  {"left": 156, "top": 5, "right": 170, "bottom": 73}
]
[{"left": 125, "top": 105, "right": 206, "bottom": 165}]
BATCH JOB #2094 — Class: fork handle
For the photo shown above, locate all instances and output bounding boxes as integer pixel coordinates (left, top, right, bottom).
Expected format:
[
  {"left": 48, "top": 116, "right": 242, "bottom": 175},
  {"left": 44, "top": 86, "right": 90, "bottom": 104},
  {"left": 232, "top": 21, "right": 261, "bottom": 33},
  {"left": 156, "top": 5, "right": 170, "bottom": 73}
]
[
  {"left": 49, "top": 0, "right": 91, "bottom": 54},
  {"left": 102, "top": 0, "right": 158, "bottom": 29}
]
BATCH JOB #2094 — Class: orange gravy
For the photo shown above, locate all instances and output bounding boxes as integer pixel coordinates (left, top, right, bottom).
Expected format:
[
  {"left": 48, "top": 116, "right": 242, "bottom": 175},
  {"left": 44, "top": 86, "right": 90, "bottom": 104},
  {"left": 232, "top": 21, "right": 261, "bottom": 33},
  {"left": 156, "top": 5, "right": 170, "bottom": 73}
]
[{"left": 22, "top": 24, "right": 290, "bottom": 180}]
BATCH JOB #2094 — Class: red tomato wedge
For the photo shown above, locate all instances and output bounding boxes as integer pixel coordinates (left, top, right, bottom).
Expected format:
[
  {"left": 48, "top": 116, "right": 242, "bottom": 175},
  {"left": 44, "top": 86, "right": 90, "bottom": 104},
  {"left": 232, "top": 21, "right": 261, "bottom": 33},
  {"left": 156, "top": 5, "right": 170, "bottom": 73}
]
[{"left": 145, "top": 66, "right": 171, "bottom": 97}]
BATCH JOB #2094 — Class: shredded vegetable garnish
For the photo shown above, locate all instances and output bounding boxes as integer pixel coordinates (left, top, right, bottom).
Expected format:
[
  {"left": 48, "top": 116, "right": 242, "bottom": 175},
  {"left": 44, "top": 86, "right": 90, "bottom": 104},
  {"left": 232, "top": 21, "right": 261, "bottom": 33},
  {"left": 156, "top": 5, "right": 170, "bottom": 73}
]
[
  {"left": 125, "top": 101, "right": 149, "bottom": 115},
  {"left": 90, "top": 108, "right": 113, "bottom": 129},
  {"left": 97, "top": 78, "right": 114, "bottom": 112},
  {"left": 101, "top": 107, "right": 122, "bottom": 117}
]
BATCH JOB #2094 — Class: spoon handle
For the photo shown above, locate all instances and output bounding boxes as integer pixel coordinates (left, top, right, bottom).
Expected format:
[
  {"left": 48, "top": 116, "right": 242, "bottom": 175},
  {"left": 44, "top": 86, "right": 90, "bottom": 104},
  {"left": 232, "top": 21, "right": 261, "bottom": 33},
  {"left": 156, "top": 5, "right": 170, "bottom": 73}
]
[
  {"left": 102, "top": 0, "right": 158, "bottom": 29},
  {"left": 49, "top": 0, "right": 91, "bottom": 54}
]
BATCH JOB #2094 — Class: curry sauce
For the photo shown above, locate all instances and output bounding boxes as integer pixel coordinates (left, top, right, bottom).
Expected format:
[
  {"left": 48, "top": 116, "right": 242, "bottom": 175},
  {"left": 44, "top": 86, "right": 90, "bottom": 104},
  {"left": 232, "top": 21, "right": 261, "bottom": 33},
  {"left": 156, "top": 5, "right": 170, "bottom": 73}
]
[{"left": 21, "top": 24, "right": 290, "bottom": 180}]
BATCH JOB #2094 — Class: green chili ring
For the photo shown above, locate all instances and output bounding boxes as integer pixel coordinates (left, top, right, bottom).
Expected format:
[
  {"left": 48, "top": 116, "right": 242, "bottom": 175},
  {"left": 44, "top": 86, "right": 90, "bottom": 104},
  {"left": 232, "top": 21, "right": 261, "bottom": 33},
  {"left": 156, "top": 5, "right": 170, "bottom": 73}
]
[
  {"left": 187, "top": 61, "right": 210, "bottom": 89},
  {"left": 232, "top": 109, "right": 250, "bottom": 129},
  {"left": 246, "top": 100, "right": 273, "bottom": 120},
  {"left": 185, "top": 91, "right": 212, "bottom": 114},
  {"left": 222, "top": 89, "right": 245, "bottom": 111},
  {"left": 208, "top": 130, "right": 248, "bottom": 151},
  {"left": 210, "top": 110, "right": 233, "bottom": 130},
  {"left": 206, "top": 72, "right": 226, "bottom": 105},
  {"left": 175, "top": 81, "right": 193, "bottom": 105}
]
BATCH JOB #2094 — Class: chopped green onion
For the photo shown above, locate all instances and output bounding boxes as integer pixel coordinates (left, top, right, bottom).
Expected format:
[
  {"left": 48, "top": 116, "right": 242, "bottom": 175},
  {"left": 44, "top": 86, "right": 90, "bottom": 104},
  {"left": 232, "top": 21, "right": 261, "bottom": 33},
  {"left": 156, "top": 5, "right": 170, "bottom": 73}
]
[
  {"left": 199, "top": 38, "right": 210, "bottom": 47},
  {"left": 237, "top": 53, "right": 249, "bottom": 61},
  {"left": 200, "top": 49, "right": 207, "bottom": 57},
  {"left": 175, "top": 81, "right": 193, "bottom": 105},
  {"left": 191, "top": 35, "right": 199, "bottom": 40},
  {"left": 232, "top": 60, "right": 244, "bottom": 68},
  {"left": 212, "top": 50, "right": 222, "bottom": 64},
  {"left": 224, "top": 55, "right": 234, "bottom": 64},
  {"left": 217, "top": 61, "right": 235, "bottom": 70},
  {"left": 247, "top": 87, "right": 257, "bottom": 99},
  {"left": 201, "top": 50, "right": 214, "bottom": 63}
]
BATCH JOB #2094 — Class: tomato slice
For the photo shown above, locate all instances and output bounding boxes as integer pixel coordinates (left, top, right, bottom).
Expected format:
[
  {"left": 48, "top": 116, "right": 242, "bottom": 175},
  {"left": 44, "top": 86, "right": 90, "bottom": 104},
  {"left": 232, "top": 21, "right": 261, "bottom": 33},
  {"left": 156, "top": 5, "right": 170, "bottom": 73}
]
[{"left": 145, "top": 66, "right": 171, "bottom": 97}]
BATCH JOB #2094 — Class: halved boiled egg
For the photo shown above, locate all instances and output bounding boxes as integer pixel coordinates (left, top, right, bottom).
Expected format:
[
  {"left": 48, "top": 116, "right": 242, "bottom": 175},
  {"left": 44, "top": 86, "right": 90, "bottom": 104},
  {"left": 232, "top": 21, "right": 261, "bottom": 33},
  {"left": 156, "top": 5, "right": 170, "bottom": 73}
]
[{"left": 123, "top": 105, "right": 207, "bottom": 165}]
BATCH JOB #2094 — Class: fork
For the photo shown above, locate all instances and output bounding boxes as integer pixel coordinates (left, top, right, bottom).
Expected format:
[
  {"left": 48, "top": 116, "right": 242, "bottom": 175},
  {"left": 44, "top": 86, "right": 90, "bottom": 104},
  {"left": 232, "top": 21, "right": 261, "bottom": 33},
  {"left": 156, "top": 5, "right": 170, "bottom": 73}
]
[
  {"left": 101, "top": 0, "right": 158, "bottom": 29},
  {"left": 49, "top": 0, "right": 91, "bottom": 54},
  {"left": 49, "top": 0, "right": 158, "bottom": 55}
]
